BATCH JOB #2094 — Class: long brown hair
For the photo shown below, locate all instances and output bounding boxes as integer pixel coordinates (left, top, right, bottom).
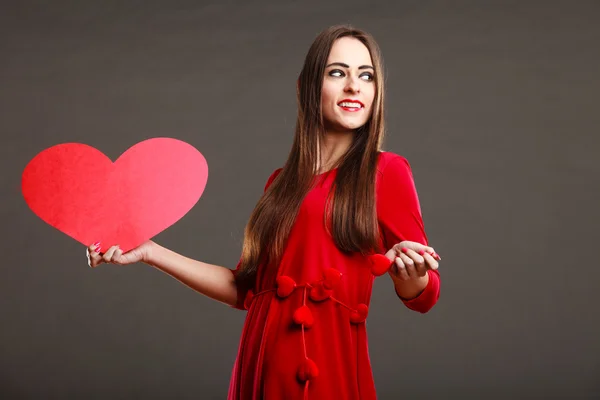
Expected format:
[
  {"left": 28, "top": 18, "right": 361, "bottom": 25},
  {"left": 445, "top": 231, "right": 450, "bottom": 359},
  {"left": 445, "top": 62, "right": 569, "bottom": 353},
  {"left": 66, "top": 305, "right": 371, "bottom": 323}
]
[{"left": 236, "top": 25, "right": 386, "bottom": 289}]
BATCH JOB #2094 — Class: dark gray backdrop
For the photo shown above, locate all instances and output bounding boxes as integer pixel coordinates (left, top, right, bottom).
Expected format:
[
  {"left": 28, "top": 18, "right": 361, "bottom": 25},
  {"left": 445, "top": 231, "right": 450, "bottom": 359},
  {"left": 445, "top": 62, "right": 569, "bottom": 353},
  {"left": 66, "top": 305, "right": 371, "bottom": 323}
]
[{"left": 2, "top": 0, "right": 599, "bottom": 398}]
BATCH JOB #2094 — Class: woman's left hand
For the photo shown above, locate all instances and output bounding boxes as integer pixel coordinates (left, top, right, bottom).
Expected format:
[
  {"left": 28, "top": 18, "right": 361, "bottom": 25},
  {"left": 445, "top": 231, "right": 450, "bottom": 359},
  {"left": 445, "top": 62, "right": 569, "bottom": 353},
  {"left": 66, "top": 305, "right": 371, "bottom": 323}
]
[{"left": 385, "top": 241, "right": 441, "bottom": 281}]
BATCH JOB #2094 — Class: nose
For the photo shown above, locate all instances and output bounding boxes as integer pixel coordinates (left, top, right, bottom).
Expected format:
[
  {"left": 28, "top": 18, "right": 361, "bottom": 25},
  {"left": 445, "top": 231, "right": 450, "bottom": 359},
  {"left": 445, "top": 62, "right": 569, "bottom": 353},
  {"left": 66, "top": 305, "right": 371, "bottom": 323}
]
[{"left": 344, "top": 75, "right": 360, "bottom": 93}]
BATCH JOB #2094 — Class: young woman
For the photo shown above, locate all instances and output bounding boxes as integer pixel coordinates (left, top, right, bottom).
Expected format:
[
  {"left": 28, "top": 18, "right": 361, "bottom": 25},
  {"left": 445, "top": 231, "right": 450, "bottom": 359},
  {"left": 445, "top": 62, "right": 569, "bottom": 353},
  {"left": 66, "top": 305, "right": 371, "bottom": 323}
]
[{"left": 86, "top": 25, "right": 441, "bottom": 400}]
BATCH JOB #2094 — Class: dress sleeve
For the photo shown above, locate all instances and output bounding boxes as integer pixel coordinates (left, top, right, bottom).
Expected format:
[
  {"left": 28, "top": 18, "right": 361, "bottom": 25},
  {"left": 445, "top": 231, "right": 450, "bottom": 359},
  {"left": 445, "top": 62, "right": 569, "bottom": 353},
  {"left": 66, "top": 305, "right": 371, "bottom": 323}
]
[
  {"left": 230, "top": 168, "right": 283, "bottom": 310},
  {"left": 377, "top": 154, "right": 440, "bottom": 313}
]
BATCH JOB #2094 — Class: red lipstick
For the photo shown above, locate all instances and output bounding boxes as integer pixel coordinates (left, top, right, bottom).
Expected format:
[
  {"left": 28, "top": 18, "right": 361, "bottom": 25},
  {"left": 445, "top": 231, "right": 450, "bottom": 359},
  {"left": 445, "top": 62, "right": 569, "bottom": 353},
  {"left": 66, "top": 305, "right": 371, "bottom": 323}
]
[{"left": 337, "top": 99, "right": 364, "bottom": 112}]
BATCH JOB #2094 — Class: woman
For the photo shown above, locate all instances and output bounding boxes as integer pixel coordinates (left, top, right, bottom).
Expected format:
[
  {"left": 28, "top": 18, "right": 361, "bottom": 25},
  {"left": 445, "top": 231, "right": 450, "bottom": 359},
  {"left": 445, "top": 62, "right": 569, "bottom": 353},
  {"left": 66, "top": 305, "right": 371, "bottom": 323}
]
[{"left": 87, "top": 25, "right": 441, "bottom": 400}]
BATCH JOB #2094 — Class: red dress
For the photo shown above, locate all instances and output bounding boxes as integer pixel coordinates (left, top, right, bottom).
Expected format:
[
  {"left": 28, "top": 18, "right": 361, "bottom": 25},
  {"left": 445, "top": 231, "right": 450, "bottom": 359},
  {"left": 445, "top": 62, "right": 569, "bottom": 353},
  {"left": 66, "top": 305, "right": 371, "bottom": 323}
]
[{"left": 228, "top": 152, "right": 441, "bottom": 400}]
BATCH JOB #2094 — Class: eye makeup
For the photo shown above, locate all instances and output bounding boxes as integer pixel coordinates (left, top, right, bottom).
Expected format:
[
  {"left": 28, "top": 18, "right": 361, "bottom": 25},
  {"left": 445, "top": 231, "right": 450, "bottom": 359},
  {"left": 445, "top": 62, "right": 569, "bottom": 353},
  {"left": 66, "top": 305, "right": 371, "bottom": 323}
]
[{"left": 327, "top": 69, "right": 374, "bottom": 81}]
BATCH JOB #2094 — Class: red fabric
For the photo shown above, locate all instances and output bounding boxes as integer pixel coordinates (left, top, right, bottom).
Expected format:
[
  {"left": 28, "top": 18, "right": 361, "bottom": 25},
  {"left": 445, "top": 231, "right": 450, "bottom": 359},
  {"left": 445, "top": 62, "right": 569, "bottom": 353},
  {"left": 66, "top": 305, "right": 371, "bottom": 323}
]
[{"left": 228, "top": 152, "right": 441, "bottom": 399}]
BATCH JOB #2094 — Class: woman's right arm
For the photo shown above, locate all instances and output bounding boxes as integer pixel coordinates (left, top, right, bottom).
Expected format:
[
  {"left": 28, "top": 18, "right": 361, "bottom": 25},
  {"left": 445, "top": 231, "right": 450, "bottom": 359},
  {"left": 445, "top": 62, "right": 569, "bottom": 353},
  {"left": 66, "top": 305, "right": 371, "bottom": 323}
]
[
  {"left": 144, "top": 241, "right": 238, "bottom": 307},
  {"left": 87, "top": 240, "right": 239, "bottom": 307}
]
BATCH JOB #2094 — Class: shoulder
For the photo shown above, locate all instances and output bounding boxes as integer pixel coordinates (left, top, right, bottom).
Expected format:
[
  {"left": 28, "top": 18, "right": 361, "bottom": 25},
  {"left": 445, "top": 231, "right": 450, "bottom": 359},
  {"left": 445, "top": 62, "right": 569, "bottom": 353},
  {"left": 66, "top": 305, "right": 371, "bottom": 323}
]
[
  {"left": 377, "top": 151, "right": 412, "bottom": 176},
  {"left": 375, "top": 151, "right": 416, "bottom": 192},
  {"left": 264, "top": 167, "right": 283, "bottom": 191},
  {"left": 375, "top": 152, "right": 421, "bottom": 205}
]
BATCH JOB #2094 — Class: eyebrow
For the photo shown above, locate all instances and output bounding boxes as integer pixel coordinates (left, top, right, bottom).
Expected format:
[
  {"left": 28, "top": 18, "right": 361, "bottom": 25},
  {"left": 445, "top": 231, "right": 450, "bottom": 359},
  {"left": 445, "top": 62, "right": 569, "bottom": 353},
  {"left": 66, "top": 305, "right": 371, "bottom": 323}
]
[{"left": 326, "top": 62, "right": 374, "bottom": 70}]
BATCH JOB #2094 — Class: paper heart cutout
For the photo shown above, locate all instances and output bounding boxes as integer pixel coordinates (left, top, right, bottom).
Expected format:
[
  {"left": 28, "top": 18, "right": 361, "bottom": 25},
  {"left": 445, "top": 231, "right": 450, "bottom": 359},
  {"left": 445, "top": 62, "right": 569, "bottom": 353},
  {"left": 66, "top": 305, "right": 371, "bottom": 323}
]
[
  {"left": 369, "top": 254, "right": 393, "bottom": 276},
  {"left": 349, "top": 303, "right": 369, "bottom": 324},
  {"left": 21, "top": 138, "right": 208, "bottom": 253},
  {"left": 309, "top": 281, "right": 333, "bottom": 302},
  {"left": 276, "top": 275, "right": 297, "bottom": 298},
  {"left": 323, "top": 268, "right": 342, "bottom": 290},
  {"left": 297, "top": 357, "right": 319, "bottom": 382},
  {"left": 292, "top": 305, "right": 314, "bottom": 328}
]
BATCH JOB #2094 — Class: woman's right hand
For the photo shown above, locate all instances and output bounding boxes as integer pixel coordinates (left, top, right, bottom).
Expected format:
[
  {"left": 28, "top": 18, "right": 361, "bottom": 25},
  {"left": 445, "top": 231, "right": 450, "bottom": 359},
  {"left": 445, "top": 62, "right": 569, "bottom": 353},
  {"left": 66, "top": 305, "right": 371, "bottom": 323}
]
[{"left": 86, "top": 240, "right": 154, "bottom": 268}]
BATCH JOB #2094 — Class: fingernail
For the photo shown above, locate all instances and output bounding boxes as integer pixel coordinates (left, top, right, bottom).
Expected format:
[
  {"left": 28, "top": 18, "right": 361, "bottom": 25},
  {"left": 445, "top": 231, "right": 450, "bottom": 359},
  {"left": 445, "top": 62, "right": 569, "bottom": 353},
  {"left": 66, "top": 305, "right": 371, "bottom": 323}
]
[
  {"left": 401, "top": 247, "right": 408, "bottom": 253},
  {"left": 96, "top": 246, "right": 102, "bottom": 253},
  {"left": 93, "top": 241, "right": 100, "bottom": 247},
  {"left": 418, "top": 250, "right": 425, "bottom": 256}
]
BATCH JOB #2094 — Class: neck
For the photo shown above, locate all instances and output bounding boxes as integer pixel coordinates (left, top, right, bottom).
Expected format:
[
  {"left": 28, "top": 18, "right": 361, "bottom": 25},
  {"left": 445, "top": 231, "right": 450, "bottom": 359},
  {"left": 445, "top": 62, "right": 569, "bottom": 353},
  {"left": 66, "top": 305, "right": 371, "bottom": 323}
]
[{"left": 318, "top": 130, "right": 353, "bottom": 173}]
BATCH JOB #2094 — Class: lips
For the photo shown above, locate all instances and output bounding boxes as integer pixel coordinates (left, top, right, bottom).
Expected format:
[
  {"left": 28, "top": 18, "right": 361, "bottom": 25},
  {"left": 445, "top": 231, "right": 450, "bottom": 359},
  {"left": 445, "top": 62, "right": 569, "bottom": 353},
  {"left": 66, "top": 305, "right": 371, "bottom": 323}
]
[{"left": 337, "top": 99, "right": 364, "bottom": 108}]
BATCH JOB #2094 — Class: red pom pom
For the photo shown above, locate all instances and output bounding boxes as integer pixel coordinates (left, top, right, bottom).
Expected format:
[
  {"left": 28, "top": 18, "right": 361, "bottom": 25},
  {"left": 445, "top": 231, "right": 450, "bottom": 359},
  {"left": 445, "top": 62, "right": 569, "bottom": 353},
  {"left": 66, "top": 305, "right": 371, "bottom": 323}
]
[
  {"left": 323, "top": 268, "right": 342, "bottom": 290},
  {"left": 349, "top": 303, "right": 369, "bottom": 324},
  {"left": 276, "top": 275, "right": 296, "bottom": 298},
  {"left": 309, "top": 281, "right": 333, "bottom": 302},
  {"left": 369, "top": 254, "right": 392, "bottom": 276},
  {"left": 293, "top": 305, "right": 314, "bottom": 328},
  {"left": 297, "top": 358, "right": 319, "bottom": 382}
]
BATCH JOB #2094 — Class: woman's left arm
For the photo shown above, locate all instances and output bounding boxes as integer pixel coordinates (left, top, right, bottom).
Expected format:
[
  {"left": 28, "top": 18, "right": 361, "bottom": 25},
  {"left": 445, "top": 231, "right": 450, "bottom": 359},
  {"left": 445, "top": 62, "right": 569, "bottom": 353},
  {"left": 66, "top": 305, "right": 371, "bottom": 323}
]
[{"left": 376, "top": 153, "right": 441, "bottom": 313}]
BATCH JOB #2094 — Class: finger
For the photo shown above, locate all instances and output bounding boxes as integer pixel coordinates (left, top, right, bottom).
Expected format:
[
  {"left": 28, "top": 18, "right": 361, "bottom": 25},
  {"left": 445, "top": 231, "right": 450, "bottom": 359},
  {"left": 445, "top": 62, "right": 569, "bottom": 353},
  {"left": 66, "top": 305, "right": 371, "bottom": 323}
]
[
  {"left": 421, "top": 246, "right": 441, "bottom": 261},
  {"left": 384, "top": 248, "right": 396, "bottom": 262},
  {"left": 88, "top": 242, "right": 101, "bottom": 254},
  {"left": 413, "top": 249, "right": 429, "bottom": 276},
  {"left": 91, "top": 255, "right": 104, "bottom": 268},
  {"left": 395, "top": 242, "right": 435, "bottom": 257},
  {"left": 112, "top": 247, "right": 125, "bottom": 265},
  {"left": 393, "top": 257, "right": 410, "bottom": 280},
  {"left": 402, "top": 248, "right": 425, "bottom": 269},
  {"left": 398, "top": 253, "right": 418, "bottom": 279},
  {"left": 88, "top": 251, "right": 103, "bottom": 268},
  {"left": 422, "top": 245, "right": 435, "bottom": 254},
  {"left": 400, "top": 248, "right": 425, "bottom": 277},
  {"left": 398, "top": 253, "right": 419, "bottom": 279},
  {"left": 102, "top": 245, "right": 119, "bottom": 264},
  {"left": 426, "top": 250, "right": 441, "bottom": 261},
  {"left": 404, "top": 251, "right": 427, "bottom": 277},
  {"left": 422, "top": 252, "right": 439, "bottom": 271},
  {"left": 87, "top": 243, "right": 104, "bottom": 268}
]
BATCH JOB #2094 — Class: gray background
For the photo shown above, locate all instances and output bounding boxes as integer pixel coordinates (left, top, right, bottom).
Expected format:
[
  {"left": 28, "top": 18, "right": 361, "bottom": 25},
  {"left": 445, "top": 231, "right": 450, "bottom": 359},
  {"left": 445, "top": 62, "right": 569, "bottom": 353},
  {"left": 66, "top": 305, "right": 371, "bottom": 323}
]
[{"left": 2, "top": 0, "right": 599, "bottom": 398}]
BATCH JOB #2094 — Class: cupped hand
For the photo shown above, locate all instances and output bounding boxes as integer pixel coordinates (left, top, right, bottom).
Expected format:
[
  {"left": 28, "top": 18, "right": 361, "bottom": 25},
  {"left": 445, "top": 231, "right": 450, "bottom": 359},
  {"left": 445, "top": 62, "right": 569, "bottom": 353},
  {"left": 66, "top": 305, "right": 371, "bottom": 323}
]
[
  {"left": 86, "top": 240, "right": 154, "bottom": 268},
  {"left": 384, "top": 241, "right": 441, "bottom": 281}
]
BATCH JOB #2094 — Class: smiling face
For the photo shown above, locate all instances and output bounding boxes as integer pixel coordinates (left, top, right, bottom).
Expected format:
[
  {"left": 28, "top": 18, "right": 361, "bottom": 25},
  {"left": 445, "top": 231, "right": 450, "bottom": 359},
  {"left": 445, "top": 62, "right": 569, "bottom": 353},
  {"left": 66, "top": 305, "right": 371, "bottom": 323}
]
[{"left": 321, "top": 36, "right": 376, "bottom": 134}]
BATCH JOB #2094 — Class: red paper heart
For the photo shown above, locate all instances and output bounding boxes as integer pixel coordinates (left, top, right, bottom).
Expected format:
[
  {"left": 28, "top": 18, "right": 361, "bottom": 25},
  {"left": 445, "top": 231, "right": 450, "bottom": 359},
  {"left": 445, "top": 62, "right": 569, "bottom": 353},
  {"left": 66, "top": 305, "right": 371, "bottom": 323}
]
[
  {"left": 369, "top": 254, "right": 393, "bottom": 276},
  {"left": 309, "top": 281, "right": 333, "bottom": 302},
  {"left": 276, "top": 275, "right": 297, "bottom": 298},
  {"left": 297, "top": 357, "right": 319, "bottom": 382},
  {"left": 292, "top": 305, "right": 314, "bottom": 328},
  {"left": 323, "top": 268, "right": 342, "bottom": 290},
  {"left": 349, "top": 303, "right": 369, "bottom": 324},
  {"left": 21, "top": 138, "right": 208, "bottom": 253}
]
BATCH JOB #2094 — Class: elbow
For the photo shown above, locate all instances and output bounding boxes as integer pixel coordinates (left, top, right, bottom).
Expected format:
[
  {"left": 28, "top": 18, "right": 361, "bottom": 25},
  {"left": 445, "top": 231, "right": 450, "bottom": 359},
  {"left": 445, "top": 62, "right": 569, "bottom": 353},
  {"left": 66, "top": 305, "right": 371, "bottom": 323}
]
[
  {"left": 403, "top": 297, "right": 438, "bottom": 314},
  {"left": 412, "top": 301, "right": 437, "bottom": 314}
]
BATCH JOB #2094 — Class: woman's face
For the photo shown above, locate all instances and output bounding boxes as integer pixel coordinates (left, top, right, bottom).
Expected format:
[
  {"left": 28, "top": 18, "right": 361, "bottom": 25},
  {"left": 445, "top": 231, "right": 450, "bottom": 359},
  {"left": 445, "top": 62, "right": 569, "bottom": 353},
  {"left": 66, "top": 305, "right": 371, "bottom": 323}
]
[{"left": 321, "top": 37, "right": 376, "bottom": 134}]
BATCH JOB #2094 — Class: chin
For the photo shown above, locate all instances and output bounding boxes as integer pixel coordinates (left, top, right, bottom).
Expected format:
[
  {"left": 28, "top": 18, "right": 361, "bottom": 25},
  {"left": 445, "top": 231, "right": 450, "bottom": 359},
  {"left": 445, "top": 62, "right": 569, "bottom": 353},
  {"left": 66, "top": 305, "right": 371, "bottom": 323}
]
[
  {"left": 340, "top": 120, "right": 368, "bottom": 131},
  {"left": 324, "top": 116, "right": 369, "bottom": 133}
]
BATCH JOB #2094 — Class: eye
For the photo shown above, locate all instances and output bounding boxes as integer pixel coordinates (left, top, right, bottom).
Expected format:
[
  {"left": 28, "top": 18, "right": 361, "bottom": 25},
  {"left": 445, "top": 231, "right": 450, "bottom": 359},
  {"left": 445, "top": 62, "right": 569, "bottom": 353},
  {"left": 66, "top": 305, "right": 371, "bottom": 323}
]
[
  {"left": 360, "top": 72, "right": 374, "bottom": 81},
  {"left": 328, "top": 69, "right": 345, "bottom": 77}
]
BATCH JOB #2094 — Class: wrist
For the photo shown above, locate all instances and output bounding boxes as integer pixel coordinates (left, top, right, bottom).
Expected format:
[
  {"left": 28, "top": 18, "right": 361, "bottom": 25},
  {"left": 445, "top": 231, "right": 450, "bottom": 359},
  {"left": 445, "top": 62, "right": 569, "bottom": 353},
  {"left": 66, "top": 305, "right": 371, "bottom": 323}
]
[
  {"left": 392, "top": 273, "right": 429, "bottom": 300},
  {"left": 143, "top": 240, "right": 161, "bottom": 265}
]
